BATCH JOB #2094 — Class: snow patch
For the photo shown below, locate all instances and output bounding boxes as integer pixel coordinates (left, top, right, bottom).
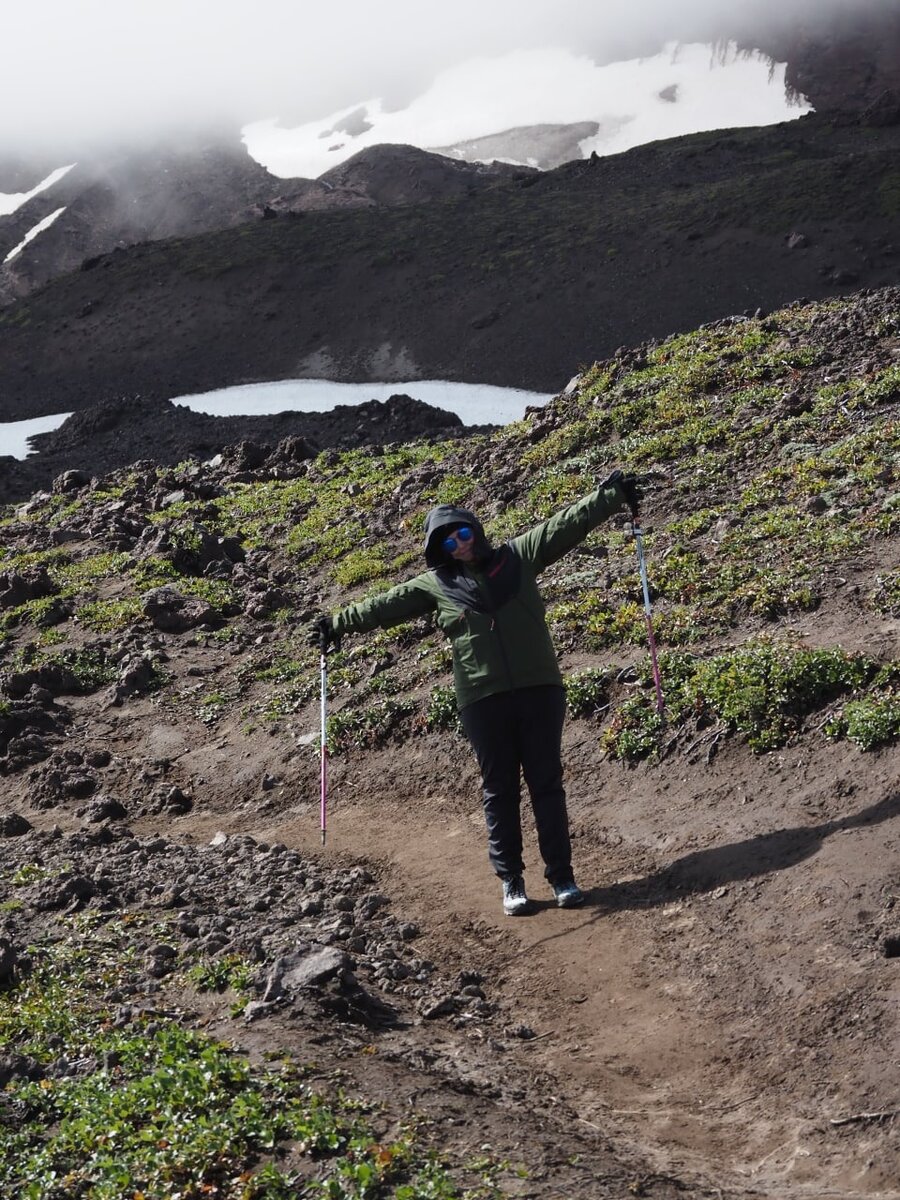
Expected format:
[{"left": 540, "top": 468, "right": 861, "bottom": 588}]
[
  {"left": 243, "top": 43, "right": 810, "bottom": 179},
  {"left": 172, "top": 379, "right": 551, "bottom": 426},
  {"left": 3, "top": 207, "right": 67, "bottom": 264},
  {"left": 0, "top": 164, "right": 76, "bottom": 217},
  {"left": 0, "top": 412, "right": 72, "bottom": 459}
]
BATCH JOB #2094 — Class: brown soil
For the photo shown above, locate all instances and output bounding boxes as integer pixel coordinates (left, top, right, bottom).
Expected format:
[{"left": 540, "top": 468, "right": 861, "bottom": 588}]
[
  {"left": 2, "top": 286, "right": 899, "bottom": 1196},
  {"left": 7, "top": 572, "right": 897, "bottom": 1197}
]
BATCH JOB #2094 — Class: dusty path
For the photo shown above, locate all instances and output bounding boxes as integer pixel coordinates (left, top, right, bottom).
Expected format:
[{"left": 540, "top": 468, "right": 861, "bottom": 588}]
[{"left": 148, "top": 720, "right": 900, "bottom": 1200}]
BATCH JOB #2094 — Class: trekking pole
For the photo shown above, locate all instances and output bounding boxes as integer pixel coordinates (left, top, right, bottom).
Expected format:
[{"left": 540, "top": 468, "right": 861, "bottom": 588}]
[
  {"left": 319, "top": 648, "right": 328, "bottom": 846},
  {"left": 632, "top": 515, "right": 665, "bottom": 719}
]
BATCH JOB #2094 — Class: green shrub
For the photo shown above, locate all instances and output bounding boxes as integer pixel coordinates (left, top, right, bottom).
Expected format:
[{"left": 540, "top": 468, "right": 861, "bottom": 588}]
[
  {"left": 602, "top": 642, "right": 879, "bottom": 759},
  {"left": 872, "top": 569, "right": 900, "bottom": 617},
  {"left": 565, "top": 668, "right": 612, "bottom": 718},
  {"left": 691, "top": 642, "right": 872, "bottom": 752},
  {"left": 425, "top": 685, "right": 460, "bottom": 732},
  {"left": 827, "top": 692, "right": 900, "bottom": 750},
  {"left": 326, "top": 698, "right": 417, "bottom": 754},
  {"left": 187, "top": 954, "right": 254, "bottom": 995}
]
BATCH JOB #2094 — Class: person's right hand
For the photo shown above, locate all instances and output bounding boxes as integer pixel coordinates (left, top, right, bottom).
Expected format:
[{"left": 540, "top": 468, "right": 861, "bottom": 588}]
[{"left": 307, "top": 614, "right": 341, "bottom": 654}]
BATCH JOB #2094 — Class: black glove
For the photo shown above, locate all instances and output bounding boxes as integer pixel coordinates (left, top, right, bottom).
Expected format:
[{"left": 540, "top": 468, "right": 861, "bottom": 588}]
[
  {"left": 307, "top": 615, "right": 341, "bottom": 654},
  {"left": 606, "top": 470, "right": 644, "bottom": 517}
]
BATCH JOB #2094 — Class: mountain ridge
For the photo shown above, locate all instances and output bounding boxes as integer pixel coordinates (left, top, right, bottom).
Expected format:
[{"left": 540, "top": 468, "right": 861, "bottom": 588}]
[{"left": 2, "top": 112, "right": 899, "bottom": 420}]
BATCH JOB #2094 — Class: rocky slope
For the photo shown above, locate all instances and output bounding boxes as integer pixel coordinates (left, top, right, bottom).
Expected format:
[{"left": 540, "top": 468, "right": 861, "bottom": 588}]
[
  {"left": 1, "top": 287, "right": 898, "bottom": 1197},
  {"left": 743, "top": 0, "right": 900, "bottom": 117},
  {"left": 3, "top": 111, "right": 900, "bottom": 419},
  {"left": 0, "top": 392, "right": 484, "bottom": 507},
  {"left": 3, "top": 2, "right": 899, "bottom": 315},
  {"left": 0, "top": 143, "right": 529, "bottom": 307}
]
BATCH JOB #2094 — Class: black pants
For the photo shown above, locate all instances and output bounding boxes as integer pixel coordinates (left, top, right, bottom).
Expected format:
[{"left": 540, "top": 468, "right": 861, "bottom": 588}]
[{"left": 460, "top": 684, "right": 572, "bottom": 884}]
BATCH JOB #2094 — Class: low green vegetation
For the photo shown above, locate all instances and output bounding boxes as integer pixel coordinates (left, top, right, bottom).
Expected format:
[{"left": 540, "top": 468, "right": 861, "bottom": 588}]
[
  {"left": 564, "top": 668, "right": 613, "bottom": 718},
  {"left": 327, "top": 697, "right": 418, "bottom": 754},
  {"left": 601, "top": 641, "right": 897, "bottom": 760},
  {"left": 1, "top": 293, "right": 897, "bottom": 765},
  {"left": 425, "top": 684, "right": 460, "bottom": 733},
  {"left": 826, "top": 688, "right": 900, "bottom": 750},
  {"left": 74, "top": 596, "right": 145, "bottom": 632},
  {"left": 0, "top": 927, "right": 507, "bottom": 1200},
  {"left": 872, "top": 568, "right": 900, "bottom": 616},
  {"left": 187, "top": 952, "right": 255, "bottom": 998}
]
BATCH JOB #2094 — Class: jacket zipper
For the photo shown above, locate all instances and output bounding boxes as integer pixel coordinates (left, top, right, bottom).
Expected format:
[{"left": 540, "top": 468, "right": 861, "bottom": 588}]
[{"left": 470, "top": 567, "right": 516, "bottom": 692}]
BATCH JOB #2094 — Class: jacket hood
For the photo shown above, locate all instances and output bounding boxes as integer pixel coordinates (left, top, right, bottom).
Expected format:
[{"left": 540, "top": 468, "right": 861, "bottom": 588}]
[{"left": 423, "top": 505, "right": 492, "bottom": 568}]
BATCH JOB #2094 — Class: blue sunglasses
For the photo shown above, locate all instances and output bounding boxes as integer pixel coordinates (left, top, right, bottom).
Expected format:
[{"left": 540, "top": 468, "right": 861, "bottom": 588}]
[{"left": 443, "top": 526, "right": 474, "bottom": 554}]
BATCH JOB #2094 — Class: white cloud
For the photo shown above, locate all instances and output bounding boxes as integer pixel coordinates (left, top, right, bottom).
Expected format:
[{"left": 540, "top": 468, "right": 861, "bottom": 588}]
[{"left": 0, "top": 0, "right": 874, "bottom": 155}]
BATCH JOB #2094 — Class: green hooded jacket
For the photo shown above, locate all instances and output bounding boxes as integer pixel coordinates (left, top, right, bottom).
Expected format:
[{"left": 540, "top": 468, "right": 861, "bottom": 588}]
[{"left": 330, "top": 478, "right": 627, "bottom": 710}]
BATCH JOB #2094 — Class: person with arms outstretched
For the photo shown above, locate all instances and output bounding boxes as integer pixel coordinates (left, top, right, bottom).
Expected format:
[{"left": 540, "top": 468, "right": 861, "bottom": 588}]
[{"left": 309, "top": 471, "right": 643, "bottom": 916}]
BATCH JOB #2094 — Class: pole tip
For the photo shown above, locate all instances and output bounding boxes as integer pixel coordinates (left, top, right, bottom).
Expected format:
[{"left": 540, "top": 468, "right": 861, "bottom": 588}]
[{"left": 321, "top": 830, "right": 326, "bottom": 846}]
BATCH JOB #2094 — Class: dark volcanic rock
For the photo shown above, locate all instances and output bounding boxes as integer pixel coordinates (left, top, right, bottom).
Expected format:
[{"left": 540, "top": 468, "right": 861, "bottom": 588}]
[
  {"left": 0, "top": 1053, "right": 44, "bottom": 1086},
  {"left": 1, "top": 664, "right": 81, "bottom": 700},
  {"left": 264, "top": 945, "right": 353, "bottom": 999},
  {"left": 0, "top": 142, "right": 526, "bottom": 307},
  {"left": 0, "top": 139, "right": 284, "bottom": 306},
  {"left": 0, "top": 938, "right": 17, "bottom": 984},
  {"left": 0, "top": 812, "right": 32, "bottom": 837},
  {"left": 0, "top": 568, "right": 57, "bottom": 610},
  {"left": 0, "top": 701, "right": 70, "bottom": 772},
  {"left": 2, "top": 115, "right": 899, "bottom": 432},
  {"left": 317, "top": 143, "right": 534, "bottom": 206},
  {"left": 141, "top": 586, "right": 217, "bottom": 633},
  {"left": 0, "top": 394, "right": 472, "bottom": 506}
]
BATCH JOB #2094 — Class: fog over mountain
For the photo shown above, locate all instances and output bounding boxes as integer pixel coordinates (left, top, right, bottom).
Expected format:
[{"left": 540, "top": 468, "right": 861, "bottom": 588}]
[
  {"left": 243, "top": 42, "right": 807, "bottom": 179},
  {"left": 1, "top": 0, "right": 891, "bottom": 156}
]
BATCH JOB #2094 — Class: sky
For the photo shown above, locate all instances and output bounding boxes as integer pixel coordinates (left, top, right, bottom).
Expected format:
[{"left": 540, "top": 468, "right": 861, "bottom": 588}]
[{"left": 0, "top": 0, "right": 879, "bottom": 157}]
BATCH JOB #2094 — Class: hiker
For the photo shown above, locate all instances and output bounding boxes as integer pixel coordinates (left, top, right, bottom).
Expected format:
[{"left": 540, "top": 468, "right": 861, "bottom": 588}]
[{"left": 308, "top": 470, "right": 643, "bottom": 917}]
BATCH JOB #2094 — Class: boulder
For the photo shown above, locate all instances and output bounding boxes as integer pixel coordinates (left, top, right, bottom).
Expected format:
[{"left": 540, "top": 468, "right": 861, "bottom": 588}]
[
  {"left": 52, "top": 469, "right": 92, "bottom": 493},
  {"left": 263, "top": 945, "right": 353, "bottom": 1001},
  {"left": 0, "top": 1053, "right": 44, "bottom": 1086},
  {"left": 33, "top": 874, "right": 96, "bottom": 912},
  {"left": 84, "top": 796, "right": 128, "bottom": 823},
  {"left": 0, "top": 567, "right": 57, "bottom": 611},
  {"left": 0, "top": 812, "right": 33, "bottom": 837},
  {"left": 141, "top": 586, "right": 216, "bottom": 632},
  {"left": 0, "top": 663, "right": 81, "bottom": 699}
]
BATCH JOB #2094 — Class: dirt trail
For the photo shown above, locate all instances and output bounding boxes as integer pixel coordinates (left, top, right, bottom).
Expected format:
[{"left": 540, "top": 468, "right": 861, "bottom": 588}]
[{"left": 148, "top": 714, "right": 900, "bottom": 1200}]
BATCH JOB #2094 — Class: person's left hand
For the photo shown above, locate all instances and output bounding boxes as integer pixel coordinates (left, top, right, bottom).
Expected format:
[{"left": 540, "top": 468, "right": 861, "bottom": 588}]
[
  {"left": 604, "top": 470, "right": 645, "bottom": 516},
  {"left": 617, "top": 473, "right": 644, "bottom": 517}
]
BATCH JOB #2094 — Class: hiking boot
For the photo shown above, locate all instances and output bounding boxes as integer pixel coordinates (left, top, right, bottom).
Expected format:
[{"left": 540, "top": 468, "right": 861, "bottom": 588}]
[
  {"left": 552, "top": 878, "right": 585, "bottom": 908},
  {"left": 502, "top": 875, "right": 532, "bottom": 917}
]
